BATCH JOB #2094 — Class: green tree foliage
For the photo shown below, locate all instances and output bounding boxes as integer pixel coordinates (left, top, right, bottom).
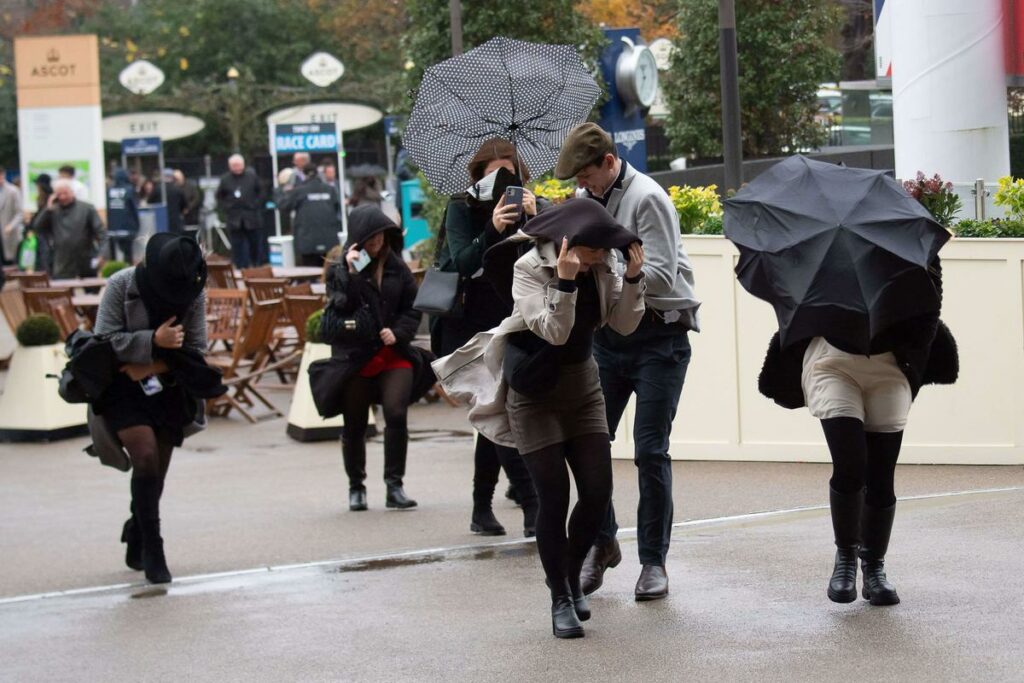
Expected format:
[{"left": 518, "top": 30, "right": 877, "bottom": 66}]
[
  {"left": 664, "top": 0, "right": 842, "bottom": 159},
  {"left": 401, "top": 0, "right": 606, "bottom": 107}
]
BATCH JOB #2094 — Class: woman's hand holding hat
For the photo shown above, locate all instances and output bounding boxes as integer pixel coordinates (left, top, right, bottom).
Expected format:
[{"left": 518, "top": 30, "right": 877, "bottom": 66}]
[
  {"left": 625, "top": 242, "right": 644, "bottom": 279},
  {"left": 556, "top": 237, "right": 581, "bottom": 280}
]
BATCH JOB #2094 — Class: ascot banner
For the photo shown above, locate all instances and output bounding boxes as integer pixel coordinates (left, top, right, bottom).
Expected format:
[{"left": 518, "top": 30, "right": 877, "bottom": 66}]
[{"left": 14, "top": 34, "right": 105, "bottom": 211}]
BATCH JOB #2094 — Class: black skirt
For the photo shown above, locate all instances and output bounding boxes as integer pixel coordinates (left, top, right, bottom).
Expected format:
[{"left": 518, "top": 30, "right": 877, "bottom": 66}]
[{"left": 95, "top": 373, "right": 191, "bottom": 446}]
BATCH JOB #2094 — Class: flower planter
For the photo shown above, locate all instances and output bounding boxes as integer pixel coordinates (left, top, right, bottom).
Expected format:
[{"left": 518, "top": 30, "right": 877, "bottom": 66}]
[
  {"left": 286, "top": 343, "right": 376, "bottom": 442},
  {"left": 0, "top": 343, "right": 87, "bottom": 442}
]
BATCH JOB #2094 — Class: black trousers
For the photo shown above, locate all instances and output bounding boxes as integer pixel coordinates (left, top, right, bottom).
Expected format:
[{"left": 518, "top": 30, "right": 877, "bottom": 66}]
[
  {"left": 593, "top": 319, "right": 691, "bottom": 566},
  {"left": 229, "top": 229, "right": 262, "bottom": 268}
]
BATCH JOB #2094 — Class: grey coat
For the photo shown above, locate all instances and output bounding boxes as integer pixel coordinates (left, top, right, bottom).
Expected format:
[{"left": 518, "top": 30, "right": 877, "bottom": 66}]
[
  {"left": 34, "top": 199, "right": 107, "bottom": 278},
  {"left": 432, "top": 235, "right": 646, "bottom": 447},
  {"left": 93, "top": 267, "right": 207, "bottom": 364}
]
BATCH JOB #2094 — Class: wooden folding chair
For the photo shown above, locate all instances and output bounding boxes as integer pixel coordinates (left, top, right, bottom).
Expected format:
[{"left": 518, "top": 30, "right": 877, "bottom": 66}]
[
  {"left": 245, "top": 278, "right": 289, "bottom": 307},
  {"left": 22, "top": 288, "right": 79, "bottom": 339},
  {"left": 241, "top": 265, "right": 274, "bottom": 279},
  {"left": 205, "top": 288, "right": 247, "bottom": 355},
  {"left": 7, "top": 272, "right": 51, "bottom": 289},
  {"left": 284, "top": 283, "right": 313, "bottom": 296},
  {"left": 206, "top": 261, "right": 240, "bottom": 289},
  {"left": 283, "top": 295, "right": 325, "bottom": 347},
  {"left": 0, "top": 284, "right": 29, "bottom": 333},
  {"left": 206, "top": 299, "right": 299, "bottom": 422}
]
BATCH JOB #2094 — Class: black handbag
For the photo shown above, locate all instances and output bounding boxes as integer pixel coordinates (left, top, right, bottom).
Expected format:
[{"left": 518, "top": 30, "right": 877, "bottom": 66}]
[
  {"left": 319, "top": 302, "right": 379, "bottom": 345},
  {"left": 413, "top": 205, "right": 465, "bottom": 318},
  {"left": 502, "top": 330, "right": 562, "bottom": 396}
]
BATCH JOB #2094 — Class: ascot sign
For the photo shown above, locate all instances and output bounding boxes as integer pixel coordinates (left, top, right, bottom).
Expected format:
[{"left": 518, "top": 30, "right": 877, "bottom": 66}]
[
  {"left": 119, "top": 60, "right": 165, "bottom": 95},
  {"left": 301, "top": 52, "right": 345, "bottom": 88}
]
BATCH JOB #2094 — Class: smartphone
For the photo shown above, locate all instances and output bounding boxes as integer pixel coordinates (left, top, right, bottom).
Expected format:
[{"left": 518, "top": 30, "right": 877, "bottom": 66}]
[
  {"left": 505, "top": 186, "right": 524, "bottom": 217},
  {"left": 352, "top": 249, "right": 372, "bottom": 272}
]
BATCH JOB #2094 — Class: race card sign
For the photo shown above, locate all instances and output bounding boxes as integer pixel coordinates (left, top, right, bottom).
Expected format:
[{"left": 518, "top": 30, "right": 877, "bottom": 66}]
[{"left": 273, "top": 122, "right": 339, "bottom": 153}]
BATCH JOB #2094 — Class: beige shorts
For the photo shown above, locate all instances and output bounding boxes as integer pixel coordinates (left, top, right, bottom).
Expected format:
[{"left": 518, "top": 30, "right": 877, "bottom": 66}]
[{"left": 801, "top": 337, "right": 912, "bottom": 433}]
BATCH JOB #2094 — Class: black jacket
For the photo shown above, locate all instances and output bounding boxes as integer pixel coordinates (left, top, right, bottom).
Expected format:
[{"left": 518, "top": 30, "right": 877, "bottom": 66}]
[
  {"left": 107, "top": 171, "right": 140, "bottom": 235},
  {"left": 278, "top": 176, "right": 341, "bottom": 256},
  {"left": 149, "top": 182, "right": 188, "bottom": 234},
  {"left": 758, "top": 260, "right": 958, "bottom": 409},
  {"left": 216, "top": 169, "right": 262, "bottom": 231}
]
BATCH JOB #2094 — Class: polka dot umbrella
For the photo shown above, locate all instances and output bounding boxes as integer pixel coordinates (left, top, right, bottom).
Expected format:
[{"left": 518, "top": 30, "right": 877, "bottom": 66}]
[{"left": 404, "top": 36, "right": 602, "bottom": 195}]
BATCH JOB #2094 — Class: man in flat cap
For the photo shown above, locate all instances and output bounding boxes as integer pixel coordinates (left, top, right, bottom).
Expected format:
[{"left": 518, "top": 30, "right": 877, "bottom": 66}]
[{"left": 555, "top": 122, "right": 700, "bottom": 602}]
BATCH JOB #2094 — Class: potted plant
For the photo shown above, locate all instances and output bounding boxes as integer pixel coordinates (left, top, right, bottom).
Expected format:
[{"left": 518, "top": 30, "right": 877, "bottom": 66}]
[
  {"left": 669, "top": 184, "right": 724, "bottom": 234},
  {"left": 0, "top": 315, "right": 87, "bottom": 441},
  {"left": 286, "top": 309, "right": 347, "bottom": 441}
]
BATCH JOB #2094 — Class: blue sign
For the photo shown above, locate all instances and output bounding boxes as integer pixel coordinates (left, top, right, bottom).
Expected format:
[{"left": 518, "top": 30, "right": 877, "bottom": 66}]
[
  {"left": 121, "top": 137, "right": 162, "bottom": 156},
  {"left": 274, "top": 122, "right": 338, "bottom": 153},
  {"left": 383, "top": 115, "right": 401, "bottom": 137},
  {"left": 597, "top": 27, "right": 648, "bottom": 172}
]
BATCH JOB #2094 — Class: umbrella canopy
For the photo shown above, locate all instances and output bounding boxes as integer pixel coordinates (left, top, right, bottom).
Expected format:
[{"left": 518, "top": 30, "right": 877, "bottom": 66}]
[
  {"left": 724, "top": 155, "right": 950, "bottom": 353},
  {"left": 404, "top": 36, "right": 601, "bottom": 194}
]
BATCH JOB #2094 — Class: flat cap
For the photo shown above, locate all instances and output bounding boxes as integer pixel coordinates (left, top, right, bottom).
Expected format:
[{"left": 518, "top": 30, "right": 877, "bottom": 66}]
[{"left": 554, "top": 123, "right": 616, "bottom": 180}]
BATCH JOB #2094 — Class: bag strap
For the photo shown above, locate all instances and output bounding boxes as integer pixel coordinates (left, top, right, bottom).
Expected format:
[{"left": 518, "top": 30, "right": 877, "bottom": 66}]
[{"left": 431, "top": 203, "right": 451, "bottom": 269}]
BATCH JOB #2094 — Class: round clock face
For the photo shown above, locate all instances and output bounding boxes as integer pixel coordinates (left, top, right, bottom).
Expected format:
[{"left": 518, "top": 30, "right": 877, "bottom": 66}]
[{"left": 634, "top": 48, "right": 659, "bottom": 108}]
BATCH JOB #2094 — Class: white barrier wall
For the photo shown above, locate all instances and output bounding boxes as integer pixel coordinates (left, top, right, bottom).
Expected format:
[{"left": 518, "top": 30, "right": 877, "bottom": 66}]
[{"left": 611, "top": 236, "right": 1024, "bottom": 465}]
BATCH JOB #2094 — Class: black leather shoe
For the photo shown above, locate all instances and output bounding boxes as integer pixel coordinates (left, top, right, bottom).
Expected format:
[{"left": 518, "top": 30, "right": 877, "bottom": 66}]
[
  {"left": 470, "top": 506, "right": 506, "bottom": 535},
  {"left": 523, "top": 502, "right": 538, "bottom": 538},
  {"left": 142, "top": 538, "right": 172, "bottom": 585},
  {"left": 571, "top": 588, "right": 591, "bottom": 622},
  {"left": 121, "top": 516, "right": 143, "bottom": 571},
  {"left": 580, "top": 538, "right": 622, "bottom": 595},
  {"left": 634, "top": 564, "right": 669, "bottom": 601},
  {"left": 551, "top": 596, "right": 584, "bottom": 639},
  {"left": 349, "top": 488, "right": 368, "bottom": 512},
  {"left": 386, "top": 486, "right": 418, "bottom": 509},
  {"left": 861, "top": 558, "right": 900, "bottom": 605},
  {"left": 828, "top": 548, "right": 859, "bottom": 603}
]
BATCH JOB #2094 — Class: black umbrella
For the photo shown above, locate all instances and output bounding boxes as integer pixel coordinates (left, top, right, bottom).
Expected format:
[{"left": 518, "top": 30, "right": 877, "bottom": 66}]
[
  {"left": 404, "top": 36, "right": 601, "bottom": 194},
  {"left": 724, "top": 155, "right": 950, "bottom": 353}
]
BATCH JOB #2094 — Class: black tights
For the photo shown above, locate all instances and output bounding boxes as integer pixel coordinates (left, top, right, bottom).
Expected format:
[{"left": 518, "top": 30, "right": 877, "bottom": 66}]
[
  {"left": 821, "top": 417, "right": 903, "bottom": 508},
  {"left": 341, "top": 369, "right": 413, "bottom": 440},
  {"left": 118, "top": 426, "right": 174, "bottom": 479},
  {"left": 521, "top": 433, "right": 613, "bottom": 598}
]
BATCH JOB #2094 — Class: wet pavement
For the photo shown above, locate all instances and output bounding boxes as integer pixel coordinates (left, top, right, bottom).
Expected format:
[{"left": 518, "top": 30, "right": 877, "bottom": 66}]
[{"left": 1, "top": 487, "right": 1021, "bottom": 681}]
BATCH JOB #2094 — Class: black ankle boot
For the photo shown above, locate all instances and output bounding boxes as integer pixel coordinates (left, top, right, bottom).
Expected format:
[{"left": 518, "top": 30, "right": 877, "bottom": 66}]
[
  {"left": 342, "top": 435, "right": 367, "bottom": 509},
  {"left": 551, "top": 591, "right": 584, "bottom": 639},
  {"left": 523, "top": 501, "right": 538, "bottom": 538},
  {"left": 348, "top": 488, "right": 368, "bottom": 511},
  {"left": 131, "top": 477, "right": 171, "bottom": 585},
  {"left": 121, "top": 501, "right": 143, "bottom": 571},
  {"left": 860, "top": 502, "right": 900, "bottom": 606},
  {"left": 384, "top": 428, "right": 417, "bottom": 509},
  {"left": 827, "top": 486, "right": 862, "bottom": 603},
  {"left": 567, "top": 573, "right": 591, "bottom": 622},
  {"left": 470, "top": 505, "right": 506, "bottom": 535}
]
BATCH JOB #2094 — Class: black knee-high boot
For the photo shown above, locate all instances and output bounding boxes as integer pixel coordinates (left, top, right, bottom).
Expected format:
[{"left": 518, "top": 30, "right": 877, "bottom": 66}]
[
  {"left": 383, "top": 427, "right": 417, "bottom": 509},
  {"left": 342, "top": 434, "right": 368, "bottom": 511},
  {"left": 121, "top": 500, "right": 143, "bottom": 571},
  {"left": 471, "top": 438, "right": 505, "bottom": 535},
  {"left": 860, "top": 503, "right": 900, "bottom": 605},
  {"left": 827, "top": 486, "right": 862, "bottom": 603},
  {"left": 131, "top": 476, "right": 171, "bottom": 584}
]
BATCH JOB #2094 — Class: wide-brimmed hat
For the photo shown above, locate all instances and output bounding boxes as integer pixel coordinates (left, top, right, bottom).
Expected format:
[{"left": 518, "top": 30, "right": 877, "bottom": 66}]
[
  {"left": 140, "top": 233, "right": 207, "bottom": 306},
  {"left": 521, "top": 198, "right": 640, "bottom": 257}
]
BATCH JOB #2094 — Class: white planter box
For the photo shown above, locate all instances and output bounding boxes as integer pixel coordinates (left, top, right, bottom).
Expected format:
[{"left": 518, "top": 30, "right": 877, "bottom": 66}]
[
  {"left": 286, "top": 342, "right": 375, "bottom": 442},
  {"left": 0, "top": 344, "right": 87, "bottom": 442},
  {"left": 611, "top": 236, "right": 1024, "bottom": 465}
]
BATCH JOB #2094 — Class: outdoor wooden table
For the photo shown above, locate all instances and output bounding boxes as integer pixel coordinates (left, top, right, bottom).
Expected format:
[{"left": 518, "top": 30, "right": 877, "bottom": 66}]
[
  {"left": 51, "top": 277, "right": 107, "bottom": 292},
  {"left": 71, "top": 293, "right": 102, "bottom": 327},
  {"left": 233, "top": 267, "right": 323, "bottom": 283},
  {"left": 311, "top": 283, "right": 326, "bottom": 295}
]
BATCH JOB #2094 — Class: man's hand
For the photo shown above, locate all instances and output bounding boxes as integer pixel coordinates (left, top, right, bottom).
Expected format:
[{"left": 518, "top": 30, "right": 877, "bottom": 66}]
[
  {"left": 154, "top": 317, "right": 184, "bottom": 349},
  {"left": 379, "top": 328, "right": 397, "bottom": 346},
  {"left": 625, "top": 242, "right": 645, "bottom": 279},
  {"left": 556, "top": 237, "right": 581, "bottom": 281}
]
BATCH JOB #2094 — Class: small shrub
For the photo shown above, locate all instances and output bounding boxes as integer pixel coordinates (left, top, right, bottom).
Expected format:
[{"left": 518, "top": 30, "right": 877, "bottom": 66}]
[
  {"left": 531, "top": 177, "right": 576, "bottom": 203},
  {"left": 953, "top": 218, "right": 1024, "bottom": 238},
  {"left": 306, "top": 309, "right": 324, "bottom": 344},
  {"left": 100, "top": 260, "right": 129, "bottom": 278},
  {"left": 697, "top": 214, "right": 724, "bottom": 235},
  {"left": 994, "top": 176, "right": 1024, "bottom": 222},
  {"left": 16, "top": 314, "right": 62, "bottom": 346},
  {"left": 903, "top": 171, "right": 962, "bottom": 226},
  {"left": 669, "top": 184, "right": 722, "bottom": 234}
]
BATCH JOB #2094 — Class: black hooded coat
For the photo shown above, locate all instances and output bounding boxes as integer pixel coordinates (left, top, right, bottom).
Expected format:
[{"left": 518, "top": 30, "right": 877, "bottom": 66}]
[{"left": 309, "top": 206, "right": 436, "bottom": 419}]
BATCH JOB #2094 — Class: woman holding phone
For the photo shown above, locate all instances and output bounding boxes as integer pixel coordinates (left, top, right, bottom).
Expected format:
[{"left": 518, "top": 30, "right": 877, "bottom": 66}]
[
  {"left": 328, "top": 205, "right": 432, "bottom": 511},
  {"left": 431, "top": 138, "right": 541, "bottom": 537},
  {"left": 433, "top": 199, "right": 647, "bottom": 638}
]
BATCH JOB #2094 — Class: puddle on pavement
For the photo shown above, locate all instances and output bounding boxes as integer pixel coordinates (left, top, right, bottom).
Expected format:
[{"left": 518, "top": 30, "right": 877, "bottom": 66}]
[
  {"left": 129, "top": 587, "right": 169, "bottom": 599},
  {"left": 337, "top": 554, "right": 446, "bottom": 573},
  {"left": 335, "top": 544, "right": 535, "bottom": 574}
]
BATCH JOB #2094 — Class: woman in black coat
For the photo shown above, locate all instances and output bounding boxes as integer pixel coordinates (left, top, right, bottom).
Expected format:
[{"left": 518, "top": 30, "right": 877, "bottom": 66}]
[
  {"left": 432, "top": 138, "right": 540, "bottom": 537},
  {"left": 329, "top": 205, "right": 428, "bottom": 511},
  {"left": 758, "top": 259, "right": 958, "bottom": 607}
]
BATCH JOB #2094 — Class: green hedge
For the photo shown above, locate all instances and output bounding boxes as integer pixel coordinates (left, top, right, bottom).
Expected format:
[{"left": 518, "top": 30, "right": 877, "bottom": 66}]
[
  {"left": 953, "top": 219, "right": 1024, "bottom": 238},
  {"left": 16, "top": 314, "right": 61, "bottom": 346}
]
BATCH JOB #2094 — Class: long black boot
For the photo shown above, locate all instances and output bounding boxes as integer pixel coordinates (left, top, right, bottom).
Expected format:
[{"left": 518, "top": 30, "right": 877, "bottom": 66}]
[
  {"left": 383, "top": 428, "right": 417, "bottom": 509},
  {"left": 860, "top": 502, "right": 900, "bottom": 606},
  {"left": 342, "top": 434, "right": 368, "bottom": 511},
  {"left": 121, "top": 500, "right": 143, "bottom": 571},
  {"left": 470, "top": 438, "right": 504, "bottom": 534},
  {"left": 131, "top": 476, "right": 171, "bottom": 585},
  {"left": 551, "top": 580, "right": 584, "bottom": 639},
  {"left": 827, "top": 486, "right": 862, "bottom": 603}
]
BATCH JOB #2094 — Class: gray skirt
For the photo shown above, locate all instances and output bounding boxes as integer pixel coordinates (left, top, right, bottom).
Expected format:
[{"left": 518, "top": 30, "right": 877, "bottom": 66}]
[{"left": 506, "top": 358, "right": 608, "bottom": 455}]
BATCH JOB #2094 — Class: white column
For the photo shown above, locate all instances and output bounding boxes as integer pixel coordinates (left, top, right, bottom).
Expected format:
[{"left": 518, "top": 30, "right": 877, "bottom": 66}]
[{"left": 891, "top": 0, "right": 1009, "bottom": 184}]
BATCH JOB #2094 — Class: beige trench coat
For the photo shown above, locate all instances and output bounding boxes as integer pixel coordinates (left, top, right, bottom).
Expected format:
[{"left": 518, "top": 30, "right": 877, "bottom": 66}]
[{"left": 431, "top": 235, "right": 646, "bottom": 447}]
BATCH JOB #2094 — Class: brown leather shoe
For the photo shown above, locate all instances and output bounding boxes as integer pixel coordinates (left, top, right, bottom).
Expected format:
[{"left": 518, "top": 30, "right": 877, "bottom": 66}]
[
  {"left": 634, "top": 564, "right": 669, "bottom": 601},
  {"left": 579, "top": 538, "right": 622, "bottom": 596}
]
